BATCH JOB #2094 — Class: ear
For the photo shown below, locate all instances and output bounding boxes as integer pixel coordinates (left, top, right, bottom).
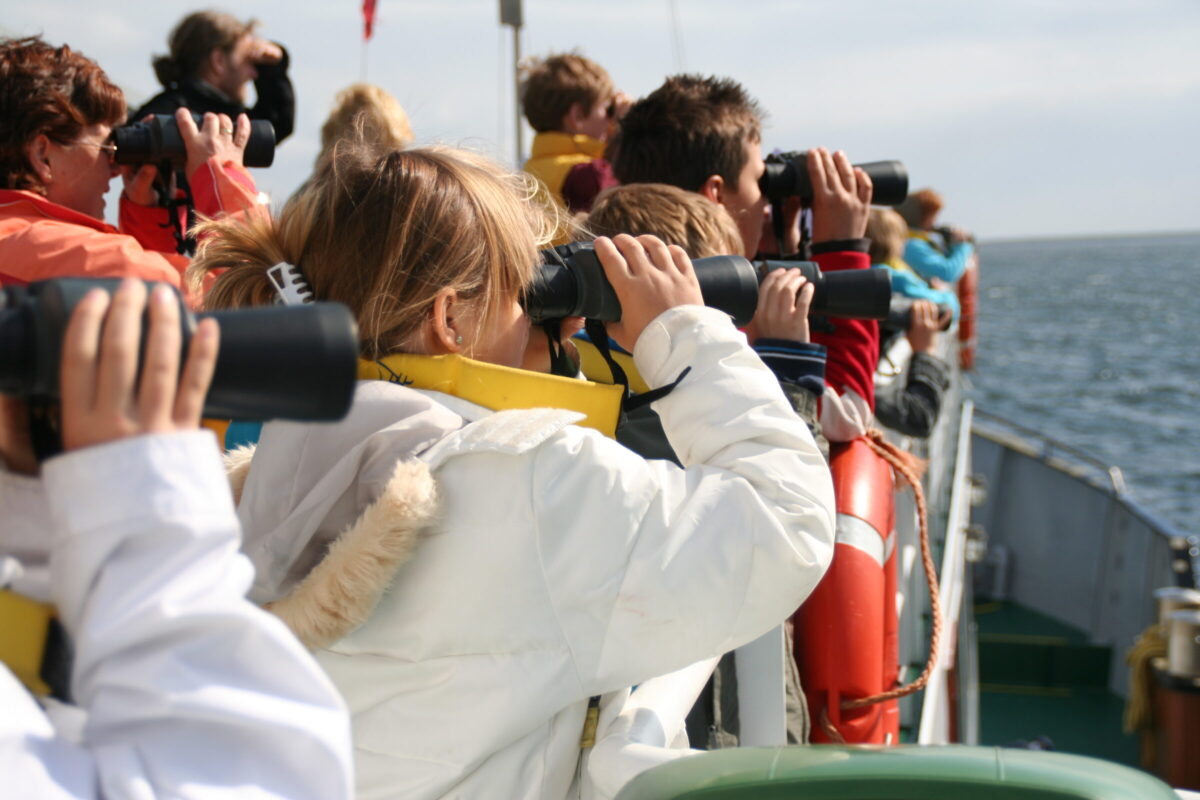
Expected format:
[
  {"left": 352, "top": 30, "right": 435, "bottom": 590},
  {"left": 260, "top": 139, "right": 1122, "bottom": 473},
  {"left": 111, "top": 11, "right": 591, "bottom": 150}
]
[
  {"left": 23, "top": 134, "right": 54, "bottom": 187},
  {"left": 698, "top": 174, "right": 725, "bottom": 205},
  {"left": 425, "top": 287, "right": 464, "bottom": 355},
  {"left": 561, "top": 102, "right": 586, "bottom": 135},
  {"left": 203, "top": 48, "right": 227, "bottom": 83}
]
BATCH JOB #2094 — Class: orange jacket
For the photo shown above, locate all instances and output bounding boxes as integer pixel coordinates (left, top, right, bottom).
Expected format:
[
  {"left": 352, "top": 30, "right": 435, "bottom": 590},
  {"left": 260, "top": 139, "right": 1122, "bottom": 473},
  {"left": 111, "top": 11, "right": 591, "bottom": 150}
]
[{"left": 0, "top": 159, "right": 260, "bottom": 300}]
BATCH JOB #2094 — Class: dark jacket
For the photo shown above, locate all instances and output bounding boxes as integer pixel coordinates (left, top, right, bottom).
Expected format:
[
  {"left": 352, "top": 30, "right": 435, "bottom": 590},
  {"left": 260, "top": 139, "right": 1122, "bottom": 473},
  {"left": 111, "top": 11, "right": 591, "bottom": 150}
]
[
  {"left": 874, "top": 351, "right": 951, "bottom": 437},
  {"left": 131, "top": 46, "right": 294, "bottom": 144}
]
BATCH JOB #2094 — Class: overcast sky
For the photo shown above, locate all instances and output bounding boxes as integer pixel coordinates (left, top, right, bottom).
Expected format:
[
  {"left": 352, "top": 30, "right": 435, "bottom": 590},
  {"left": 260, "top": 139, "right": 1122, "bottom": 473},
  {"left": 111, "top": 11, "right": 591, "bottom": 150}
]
[{"left": 5, "top": 0, "right": 1198, "bottom": 239}]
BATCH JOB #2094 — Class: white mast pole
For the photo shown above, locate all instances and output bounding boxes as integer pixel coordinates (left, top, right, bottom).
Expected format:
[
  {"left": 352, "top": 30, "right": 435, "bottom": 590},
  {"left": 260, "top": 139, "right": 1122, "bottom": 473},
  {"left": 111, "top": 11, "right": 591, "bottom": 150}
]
[{"left": 500, "top": 0, "right": 524, "bottom": 166}]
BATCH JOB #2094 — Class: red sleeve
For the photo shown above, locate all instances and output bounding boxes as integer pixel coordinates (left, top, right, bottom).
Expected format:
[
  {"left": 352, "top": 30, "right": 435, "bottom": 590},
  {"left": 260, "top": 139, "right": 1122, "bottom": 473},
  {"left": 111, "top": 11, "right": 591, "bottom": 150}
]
[
  {"left": 808, "top": 250, "right": 879, "bottom": 410},
  {"left": 120, "top": 158, "right": 263, "bottom": 253},
  {"left": 118, "top": 194, "right": 180, "bottom": 254},
  {"left": 562, "top": 158, "right": 617, "bottom": 213},
  {"left": 0, "top": 220, "right": 186, "bottom": 289},
  {"left": 188, "top": 158, "right": 263, "bottom": 222}
]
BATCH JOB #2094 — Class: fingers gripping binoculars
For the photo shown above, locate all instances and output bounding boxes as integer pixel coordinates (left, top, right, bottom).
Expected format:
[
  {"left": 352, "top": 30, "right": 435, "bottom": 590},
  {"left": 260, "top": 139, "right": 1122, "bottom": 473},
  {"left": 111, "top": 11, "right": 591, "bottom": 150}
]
[
  {"left": 760, "top": 151, "right": 908, "bottom": 206},
  {"left": 0, "top": 279, "right": 356, "bottom": 421},
  {"left": 113, "top": 113, "right": 276, "bottom": 168}
]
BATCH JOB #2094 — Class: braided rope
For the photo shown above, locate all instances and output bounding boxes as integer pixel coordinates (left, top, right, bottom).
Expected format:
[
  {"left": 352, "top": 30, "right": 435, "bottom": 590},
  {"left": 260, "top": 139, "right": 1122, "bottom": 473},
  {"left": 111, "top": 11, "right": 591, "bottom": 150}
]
[{"left": 840, "top": 430, "right": 943, "bottom": 714}]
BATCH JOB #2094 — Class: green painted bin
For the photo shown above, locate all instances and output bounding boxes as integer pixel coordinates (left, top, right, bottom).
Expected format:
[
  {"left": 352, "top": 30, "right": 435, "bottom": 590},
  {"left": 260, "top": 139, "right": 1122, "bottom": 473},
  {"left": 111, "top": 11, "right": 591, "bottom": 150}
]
[{"left": 614, "top": 745, "right": 1178, "bottom": 800}]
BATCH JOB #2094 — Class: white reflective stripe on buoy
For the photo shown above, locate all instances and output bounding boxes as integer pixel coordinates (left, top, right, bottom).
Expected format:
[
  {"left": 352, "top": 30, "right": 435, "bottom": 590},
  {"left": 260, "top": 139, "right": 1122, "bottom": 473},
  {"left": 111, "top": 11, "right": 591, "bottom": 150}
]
[{"left": 836, "top": 512, "right": 893, "bottom": 569}]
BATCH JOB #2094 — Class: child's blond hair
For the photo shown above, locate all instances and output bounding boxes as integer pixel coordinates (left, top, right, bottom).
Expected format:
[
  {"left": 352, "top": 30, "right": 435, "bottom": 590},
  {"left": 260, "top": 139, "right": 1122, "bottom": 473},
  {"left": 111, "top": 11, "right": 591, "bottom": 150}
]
[
  {"left": 586, "top": 183, "right": 743, "bottom": 258},
  {"left": 866, "top": 207, "right": 908, "bottom": 264},
  {"left": 318, "top": 83, "right": 413, "bottom": 164}
]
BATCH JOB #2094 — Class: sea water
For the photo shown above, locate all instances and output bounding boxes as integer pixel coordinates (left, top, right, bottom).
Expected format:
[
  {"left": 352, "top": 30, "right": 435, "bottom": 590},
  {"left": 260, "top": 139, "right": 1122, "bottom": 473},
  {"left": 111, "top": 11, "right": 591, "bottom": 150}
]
[{"left": 971, "top": 233, "right": 1199, "bottom": 534}]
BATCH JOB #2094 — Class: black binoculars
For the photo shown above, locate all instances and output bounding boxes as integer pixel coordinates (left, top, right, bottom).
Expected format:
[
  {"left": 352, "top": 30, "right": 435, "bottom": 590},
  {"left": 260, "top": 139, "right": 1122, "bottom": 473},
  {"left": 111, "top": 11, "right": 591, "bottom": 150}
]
[
  {"left": 884, "top": 296, "right": 955, "bottom": 333},
  {"left": 524, "top": 243, "right": 893, "bottom": 327},
  {"left": 0, "top": 278, "right": 356, "bottom": 421},
  {"left": 760, "top": 151, "right": 908, "bottom": 206},
  {"left": 114, "top": 113, "right": 276, "bottom": 168}
]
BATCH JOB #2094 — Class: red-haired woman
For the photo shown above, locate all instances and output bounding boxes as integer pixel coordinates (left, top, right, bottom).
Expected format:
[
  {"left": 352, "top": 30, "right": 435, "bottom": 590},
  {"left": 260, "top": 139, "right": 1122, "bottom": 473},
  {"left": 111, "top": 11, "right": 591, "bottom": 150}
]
[{"left": 0, "top": 36, "right": 259, "bottom": 294}]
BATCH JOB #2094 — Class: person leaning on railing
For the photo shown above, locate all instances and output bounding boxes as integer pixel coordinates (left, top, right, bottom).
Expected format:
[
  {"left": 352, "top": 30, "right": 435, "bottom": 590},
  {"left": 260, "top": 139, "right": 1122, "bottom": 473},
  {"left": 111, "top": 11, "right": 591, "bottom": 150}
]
[
  {"left": 0, "top": 279, "right": 353, "bottom": 799},
  {"left": 867, "top": 207, "right": 960, "bottom": 322},
  {"left": 895, "top": 187, "right": 975, "bottom": 284},
  {"left": 0, "top": 36, "right": 262, "bottom": 296}
]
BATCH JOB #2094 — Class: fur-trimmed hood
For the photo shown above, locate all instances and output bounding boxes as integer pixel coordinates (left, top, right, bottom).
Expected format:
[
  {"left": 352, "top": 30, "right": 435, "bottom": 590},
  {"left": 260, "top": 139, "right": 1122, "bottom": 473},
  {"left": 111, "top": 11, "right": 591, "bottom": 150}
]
[
  {"left": 231, "top": 381, "right": 465, "bottom": 647},
  {"left": 230, "top": 446, "right": 439, "bottom": 649}
]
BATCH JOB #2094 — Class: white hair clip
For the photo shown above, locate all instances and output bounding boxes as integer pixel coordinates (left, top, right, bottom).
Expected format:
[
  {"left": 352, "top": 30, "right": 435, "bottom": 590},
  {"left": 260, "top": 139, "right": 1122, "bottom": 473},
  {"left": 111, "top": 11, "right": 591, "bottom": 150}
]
[{"left": 266, "top": 261, "right": 314, "bottom": 306}]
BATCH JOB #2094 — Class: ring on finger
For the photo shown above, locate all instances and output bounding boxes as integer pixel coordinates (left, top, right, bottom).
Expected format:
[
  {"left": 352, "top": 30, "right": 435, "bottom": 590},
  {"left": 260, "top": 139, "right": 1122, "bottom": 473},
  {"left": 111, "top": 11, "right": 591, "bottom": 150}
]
[{"left": 220, "top": 126, "right": 234, "bottom": 135}]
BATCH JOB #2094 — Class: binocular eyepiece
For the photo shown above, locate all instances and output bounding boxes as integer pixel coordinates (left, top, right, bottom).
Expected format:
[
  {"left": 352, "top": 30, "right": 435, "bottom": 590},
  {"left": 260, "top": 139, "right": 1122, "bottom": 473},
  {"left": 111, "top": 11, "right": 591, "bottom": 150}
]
[
  {"left": 524, "top": 243, "right": 893, "bottom": 327},
  {"left": 0, "top": 279, "right": 357, "bottom": 421},
  {"left": 760, "top": 151, "right": 908, "bottom": 206},
  {"left": 113, "top": 113, "right": 276, "bottom": 168}
]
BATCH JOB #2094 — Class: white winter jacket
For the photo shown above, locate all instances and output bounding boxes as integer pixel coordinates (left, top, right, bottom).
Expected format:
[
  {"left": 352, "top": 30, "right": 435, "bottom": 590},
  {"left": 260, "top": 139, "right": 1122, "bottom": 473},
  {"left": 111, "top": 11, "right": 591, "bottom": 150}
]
[
  {"left": 237, "top": 306, "right": 837, "bottom": 800},
  {"left": 0, "top": 432, "right": 354, "bottom": 800}
]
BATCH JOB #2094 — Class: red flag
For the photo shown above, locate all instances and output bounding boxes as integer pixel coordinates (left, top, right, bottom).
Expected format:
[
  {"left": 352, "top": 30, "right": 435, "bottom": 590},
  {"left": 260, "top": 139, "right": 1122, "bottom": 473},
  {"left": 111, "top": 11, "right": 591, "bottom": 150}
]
[{"left": 362, "top": 0, "right": 378, "bottom": 41}]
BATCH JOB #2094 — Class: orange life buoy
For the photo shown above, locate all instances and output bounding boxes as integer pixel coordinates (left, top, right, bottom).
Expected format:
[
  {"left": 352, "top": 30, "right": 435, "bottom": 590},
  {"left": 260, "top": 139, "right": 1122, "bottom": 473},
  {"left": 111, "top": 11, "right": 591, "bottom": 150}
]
[
  {"left": 957, "top": 259, "right": 978, "bottom": 371},
  {"left": 792, "top": 437, "right": 898, "bottom": 743}
]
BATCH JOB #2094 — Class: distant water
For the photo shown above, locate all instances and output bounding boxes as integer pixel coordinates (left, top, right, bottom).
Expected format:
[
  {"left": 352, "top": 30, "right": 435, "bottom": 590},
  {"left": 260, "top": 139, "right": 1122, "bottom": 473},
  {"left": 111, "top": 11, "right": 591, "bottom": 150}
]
[{"left": 970, "top": 233, "right": 1199, "bottom": 534}]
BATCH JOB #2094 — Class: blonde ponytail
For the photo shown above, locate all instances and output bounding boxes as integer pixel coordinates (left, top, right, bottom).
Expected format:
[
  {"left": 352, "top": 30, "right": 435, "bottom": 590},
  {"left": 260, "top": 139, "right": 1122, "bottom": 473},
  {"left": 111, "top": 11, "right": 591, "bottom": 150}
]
[{"left": 189, "top": 191, "right": 314, "bottom": 311}]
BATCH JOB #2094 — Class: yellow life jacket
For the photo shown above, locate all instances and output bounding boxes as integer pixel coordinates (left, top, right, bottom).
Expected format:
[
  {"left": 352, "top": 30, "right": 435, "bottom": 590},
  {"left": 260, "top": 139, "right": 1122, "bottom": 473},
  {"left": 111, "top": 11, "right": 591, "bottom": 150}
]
[
  {"left": 358, "top": 352, "right": 625, "bottom": 438},
  {"left": 0, "top": 588, "right": 58, "bottom": 697},
  {"left": 523, "top": 132, "right": 606, "bottom": 204}
]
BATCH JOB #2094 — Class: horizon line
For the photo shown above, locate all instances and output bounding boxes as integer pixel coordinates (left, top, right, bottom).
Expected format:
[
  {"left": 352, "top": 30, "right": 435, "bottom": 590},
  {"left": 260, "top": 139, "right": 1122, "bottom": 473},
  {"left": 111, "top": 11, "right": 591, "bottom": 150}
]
[{"left": 979, "top": 228, "right": 1200, "bottom": 245}]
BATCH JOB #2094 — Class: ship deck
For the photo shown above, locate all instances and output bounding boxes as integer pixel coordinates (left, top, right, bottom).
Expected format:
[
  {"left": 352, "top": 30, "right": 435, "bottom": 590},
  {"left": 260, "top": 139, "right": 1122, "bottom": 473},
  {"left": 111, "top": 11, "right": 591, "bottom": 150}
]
[{"left": 975, "top": 599, "right": 1140, "bottom": 767}]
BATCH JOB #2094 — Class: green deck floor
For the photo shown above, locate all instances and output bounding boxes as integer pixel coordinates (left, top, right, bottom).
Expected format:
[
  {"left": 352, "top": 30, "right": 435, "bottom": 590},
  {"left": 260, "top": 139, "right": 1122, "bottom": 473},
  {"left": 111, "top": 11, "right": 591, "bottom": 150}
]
[{"left": 974, "top": 601, "right": 1140, "bottom": 767}]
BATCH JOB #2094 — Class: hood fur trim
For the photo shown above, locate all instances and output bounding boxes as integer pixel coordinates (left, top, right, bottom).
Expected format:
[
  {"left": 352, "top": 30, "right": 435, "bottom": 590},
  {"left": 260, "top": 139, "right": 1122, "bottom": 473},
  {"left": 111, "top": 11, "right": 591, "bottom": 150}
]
[
  {"left": 225, "top": 445, "right": 256, "bottom": 506},
  {"left": 226, "top": 449, "right": 439, "bottom": 650},
  {"left": 267, "top": 459, "right": 439, "bottom": 649}
]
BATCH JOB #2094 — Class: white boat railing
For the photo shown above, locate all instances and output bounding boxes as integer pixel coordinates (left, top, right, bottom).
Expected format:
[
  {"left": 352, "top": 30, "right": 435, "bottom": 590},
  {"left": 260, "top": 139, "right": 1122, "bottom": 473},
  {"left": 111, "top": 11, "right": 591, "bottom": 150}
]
[
  {"left": 879, "top": 323, "right": 977, "bottom": 744},
  {"left": 917, "top": 397, "right": 975, "bottom": 744}
]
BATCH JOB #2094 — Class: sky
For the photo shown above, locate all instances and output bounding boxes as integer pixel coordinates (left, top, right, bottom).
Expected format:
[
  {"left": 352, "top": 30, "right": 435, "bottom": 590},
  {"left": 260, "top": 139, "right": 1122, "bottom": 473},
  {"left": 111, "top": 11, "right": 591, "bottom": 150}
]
[{"left": 4, "top": 0, "right": 1199, "bottom": 240}]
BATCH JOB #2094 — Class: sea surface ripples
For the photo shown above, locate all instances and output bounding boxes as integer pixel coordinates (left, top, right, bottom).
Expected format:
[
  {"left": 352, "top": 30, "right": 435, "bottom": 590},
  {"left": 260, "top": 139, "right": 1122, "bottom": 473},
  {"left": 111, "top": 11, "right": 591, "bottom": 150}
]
[{"left": 971, "top": 233, "right": 1198, "bottom": 533}]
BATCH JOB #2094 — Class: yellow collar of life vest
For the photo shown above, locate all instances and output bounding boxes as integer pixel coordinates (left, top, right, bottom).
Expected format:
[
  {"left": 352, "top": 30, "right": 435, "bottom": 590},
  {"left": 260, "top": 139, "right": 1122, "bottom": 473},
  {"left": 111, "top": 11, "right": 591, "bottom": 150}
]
[
  {"left": 358, "top": 353, "right": 624, "bottom": 438},
  {"left": 529, "top": 131, "right": 607, "bottom": 160},
  {"left": 0, "top": 588, "right": 57, "bottom": 697},
  {"left": 883, "top": 257, "right": 920, "bottom": 277},
  {"left": 908, "top": 229, "right": 933, "bottom": 243}
]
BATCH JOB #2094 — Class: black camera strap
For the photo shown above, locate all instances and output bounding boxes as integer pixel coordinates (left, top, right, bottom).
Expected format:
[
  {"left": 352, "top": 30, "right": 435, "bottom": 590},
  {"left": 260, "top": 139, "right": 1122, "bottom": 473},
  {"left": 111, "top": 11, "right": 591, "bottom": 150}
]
[
  {"left": 767, "top": 204, "right": 811, "bottom": 260},
  {"left": 541, "top": 319, "right": 579, "bottom": 378},
  {"left": 28, "top": 400, "right": 63, "bottom": 461},
  {"left": 770, "top": 204, "right": 787, "bottom": 258},
  {"left": 166, "top": 169, "right": 199, "bottom": 257},
  {"left": 152, "top": 162, "right": 198, "bottom": 257},
  {"left": 584, "top": 319, "right": 629, "bottom": 397},
  {"left": 582, "top": 319, "right": 691, "bottom": 413}
]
